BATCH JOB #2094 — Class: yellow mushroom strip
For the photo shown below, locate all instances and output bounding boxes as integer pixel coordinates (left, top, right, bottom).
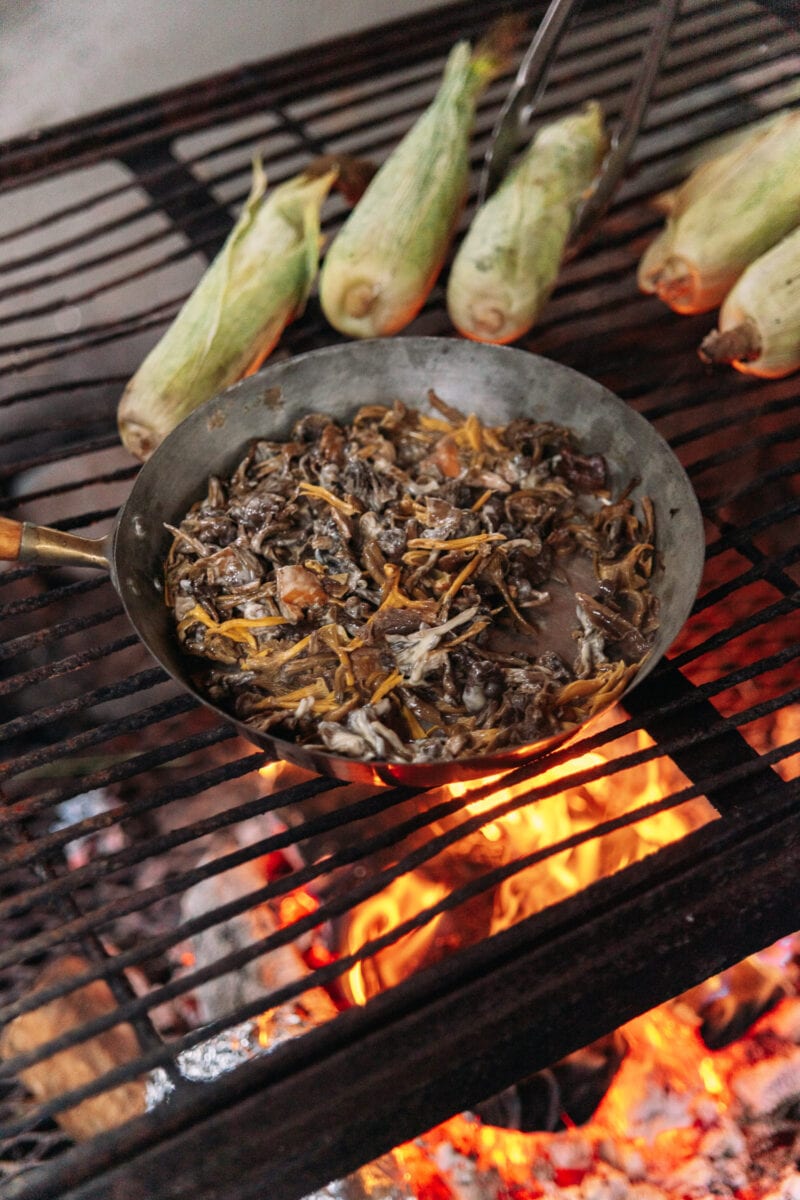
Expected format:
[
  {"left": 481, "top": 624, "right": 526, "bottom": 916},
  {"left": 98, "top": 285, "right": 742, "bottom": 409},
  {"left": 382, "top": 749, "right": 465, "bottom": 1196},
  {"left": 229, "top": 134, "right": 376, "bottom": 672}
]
[
  {"left": 177, "top": 603, "right": 289, "bottom": 650},
  {"left": 557, "top": 659, "right": 637, "bottom": 719},
  {"left": 239, "top": 631, "right": 315, "bottom": 671},
  {"left": 252, "top": 678, "right": 343, "bottom": 715},
  {"left": 416, "top": 414, "right": 457, "bottom": 435},
  {"left": 470, "top": 489, "right": 494, "bottom": 512},
  {"left": 438, "top": 553, "right": 486, "bottom": 607},
  {"left": 369, "top": 670, "right": 405, "bottom": 706},
  {"left": 297, "top": 481, "right": 361, "bottom": 516},
  {"left": 405, "top": 532, "right": 505, "bottom": 552},
  {"left": 369, "top": 563, "right": 436, "bottom": 618}
]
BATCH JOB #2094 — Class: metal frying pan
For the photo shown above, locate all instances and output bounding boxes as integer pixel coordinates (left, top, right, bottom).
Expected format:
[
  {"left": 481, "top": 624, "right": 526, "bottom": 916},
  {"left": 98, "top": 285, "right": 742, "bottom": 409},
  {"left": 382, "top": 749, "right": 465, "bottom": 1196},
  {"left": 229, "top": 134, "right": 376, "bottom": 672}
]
[{"left": 0, "top": 338, "right": 705, "bottom": 786}]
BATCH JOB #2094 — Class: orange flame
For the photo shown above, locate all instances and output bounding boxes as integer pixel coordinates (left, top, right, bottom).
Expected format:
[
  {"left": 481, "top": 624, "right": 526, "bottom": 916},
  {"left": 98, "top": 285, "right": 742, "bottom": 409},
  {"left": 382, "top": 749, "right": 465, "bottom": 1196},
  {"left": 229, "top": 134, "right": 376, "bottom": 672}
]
[
  {"left": 251, "top": 697, "right": 800, "bottom": 1197},
  {"left": 341, "top": 708, "right": 716, "bottom": 1005}
]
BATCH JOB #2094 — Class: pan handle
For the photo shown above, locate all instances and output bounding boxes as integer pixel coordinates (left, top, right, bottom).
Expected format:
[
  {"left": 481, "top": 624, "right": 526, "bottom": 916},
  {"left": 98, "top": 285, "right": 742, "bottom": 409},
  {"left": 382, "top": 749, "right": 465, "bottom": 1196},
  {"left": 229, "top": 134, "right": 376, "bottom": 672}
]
[{"left": 0, "top": 517, "right": 111, "bottom": 571}]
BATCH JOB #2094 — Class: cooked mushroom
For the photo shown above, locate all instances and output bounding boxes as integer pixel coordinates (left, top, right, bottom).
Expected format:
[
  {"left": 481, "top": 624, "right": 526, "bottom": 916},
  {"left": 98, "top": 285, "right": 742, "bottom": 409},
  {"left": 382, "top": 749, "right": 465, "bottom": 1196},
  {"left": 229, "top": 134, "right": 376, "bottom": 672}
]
[{"left": 165, "top": 400, "right": 658, "bottom": 763}]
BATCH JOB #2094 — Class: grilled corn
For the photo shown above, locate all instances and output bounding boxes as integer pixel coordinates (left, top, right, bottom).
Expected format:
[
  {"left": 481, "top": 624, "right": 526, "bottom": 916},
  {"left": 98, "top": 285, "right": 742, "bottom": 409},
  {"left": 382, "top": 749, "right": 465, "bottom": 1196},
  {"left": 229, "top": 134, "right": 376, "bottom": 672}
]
[
  {"left": 699, "top": 225, "right": 800, "bottom": 378},
  {"left": 638, "top": 109, "right": 800, "bottom": 314},
  {"left": 318, "top": 31, "right": 512, "bottom": 339},
  {"left": 117, "top": 161, "right": 337, "bottom": 461},
  {"left": 446, "top": 102, "right": 607, "bottom": 344}
]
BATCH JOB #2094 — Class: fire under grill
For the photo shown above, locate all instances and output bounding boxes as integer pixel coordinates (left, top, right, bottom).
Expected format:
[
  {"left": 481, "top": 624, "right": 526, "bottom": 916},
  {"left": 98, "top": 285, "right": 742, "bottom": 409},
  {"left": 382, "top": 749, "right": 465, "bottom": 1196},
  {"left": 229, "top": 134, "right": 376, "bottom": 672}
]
[{"left": 0, "top": 0, "right": 799, "bottom": 1197}]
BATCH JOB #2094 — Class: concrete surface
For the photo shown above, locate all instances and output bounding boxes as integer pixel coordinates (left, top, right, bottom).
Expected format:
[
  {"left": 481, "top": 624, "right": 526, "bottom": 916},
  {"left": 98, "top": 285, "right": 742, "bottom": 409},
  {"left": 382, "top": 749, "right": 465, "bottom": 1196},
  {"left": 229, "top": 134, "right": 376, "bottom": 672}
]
[{"left": 0, "top": 0, "right": 443, "bottom": 143}]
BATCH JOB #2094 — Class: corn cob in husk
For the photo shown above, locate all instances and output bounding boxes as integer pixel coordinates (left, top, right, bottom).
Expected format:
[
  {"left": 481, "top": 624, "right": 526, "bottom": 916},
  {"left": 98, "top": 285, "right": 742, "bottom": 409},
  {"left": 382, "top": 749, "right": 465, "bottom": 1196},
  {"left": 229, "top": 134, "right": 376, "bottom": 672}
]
[
  {"left": 318, "top": 30, "right": 514, "bottom": 339},
  {"left": 652, "top": 108, "right": 800, "bottom": 216},
  {"left": 117, "top": 161, "right": 337, "bottom": 461},
  {"left": 638, "top": 109, "right": 800, "bottom": 314},
  {"left": 446, "top": 102, "right": 608, "bottom": 345},
  {"left": 699, "top": 225, "right": 800, "bottom": 378}
]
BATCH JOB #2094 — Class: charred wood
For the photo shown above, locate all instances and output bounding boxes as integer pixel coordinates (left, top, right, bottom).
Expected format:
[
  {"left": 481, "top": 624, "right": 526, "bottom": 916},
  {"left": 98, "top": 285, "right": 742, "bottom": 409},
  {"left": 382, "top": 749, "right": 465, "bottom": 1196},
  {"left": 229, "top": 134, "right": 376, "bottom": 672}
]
[{"left": 0, "top": 955, "right": 146, "bottom": 1141}]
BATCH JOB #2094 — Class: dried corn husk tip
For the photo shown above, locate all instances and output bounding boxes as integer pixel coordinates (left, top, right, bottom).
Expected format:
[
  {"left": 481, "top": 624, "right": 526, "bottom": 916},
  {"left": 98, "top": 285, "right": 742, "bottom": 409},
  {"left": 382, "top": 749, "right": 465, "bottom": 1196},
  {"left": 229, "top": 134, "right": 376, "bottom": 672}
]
[
  {"left": 118, "top": 159, "right": 338, "bottom": 461},
  {"left": 699, "top": 224, "right": 800, "bottom": 378}
]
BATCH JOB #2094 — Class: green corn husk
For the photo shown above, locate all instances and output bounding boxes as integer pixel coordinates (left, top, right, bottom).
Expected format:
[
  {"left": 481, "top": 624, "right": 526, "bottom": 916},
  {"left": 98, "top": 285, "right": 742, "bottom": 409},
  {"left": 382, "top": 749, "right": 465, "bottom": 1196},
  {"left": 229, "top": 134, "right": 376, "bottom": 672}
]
[
  {"left": 318, "top": 29, "right": 514, "bottom": 339},
  {"left": 446, "top": 102, "right": 608, "bottom": 345},
  {"left": 637, "top": 109, "right": 800, "bottom": 314},
  {"left": 651, "top": 100, "right": 800, "bottom": 214},
  {"left": 118, "top": 161, "right": 337, "bottom": 461},
  {"left": 699, "top": 225, "right": 800, "bottom": 378}
]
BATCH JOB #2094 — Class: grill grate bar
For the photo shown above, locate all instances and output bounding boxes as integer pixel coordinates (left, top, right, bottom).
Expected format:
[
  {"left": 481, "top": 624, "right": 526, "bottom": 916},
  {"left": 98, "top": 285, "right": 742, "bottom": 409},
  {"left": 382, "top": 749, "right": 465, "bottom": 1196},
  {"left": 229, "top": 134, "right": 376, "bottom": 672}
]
[
  {"left": 3, "top": 672, "right": 797, "bottom": 1000},
  {"left": 16, "top": 508, "right": 117, "bottom": 535},
  {"left": 2, "top": 467, "right": 138, "bottom": 511},
  {"left": 0, "top": 305, "right": 179, "bottom": 381},
  {"left": 0, "top": 574, "right": 109, "bottom": 610},
  {"left": 693, "top": 547, "right": 800, "bottom": 614},
  {"left": 0, "top": 107, "right": 303, "bottom": 259},
  {"left": 118, "top": 143, "right": 233, "bottom": 264},
  {"left": 4, "top": 615, "right": 796, "bottom": 883},
  {"left": 3, "top": 648, "right": 797, "bottom": 983},
  {"left": 0, "top": 632, "right": 137, "bottom": 697},
  {"left": 0, "top": 777, "right": 412, "bottom": 982},
  {"left": 2, "top": 817, "right": 186, "bottom": 1101},
  {"left": 0, "top": 769, "right": 345, "bottom": 919},
  {"left": 0, "top": 693, "right": 199, "bottom": 788},
  {"left": 2, "top": 581, "right": 793, "bottom": 791},
  {"left": 0, "top": 238, "right": 207, "bottom": 329},
  {"left": 0, "top": 755, "right": 261, "bottom": 910},
  {"left": 4, "top": 771, "right": 358, "bottom": 904},
  {"left": 0, "top": 296, "right": 179, "bottom": 362},
  {"left": 673, "top": 596, "right": 799, "bottom": 671},
  {"left": 0, "top": 436, "right": 122, "bottom": 481},
  {"left": 1, "top": 726, "right": 797, "bottom": 1140},
  {"left": 704, "top": 495, "right": 800, "bottom": 557},
  {"left": 0, "top": 418, "right": 114, "bottom": 452},
  {"left": 0, "top": 605, "right": 125, "bottom": 665},
  {"left": 1, "top": 0, "right": 799, "bottom": 1188},
  {"left": 669, "top": 393, "right": 800, "bottom": 450},
  {"left": 0, "top": 723, "right": 237, "bottom": 827},
  {"left": 702, "top": 459, "right": 800, "bottom": 514},
  {"left": 686, "top": 422, "right": 800, "bottom": 480},
  {"left": 0, "top": 667, "right": 170, "bottom": 753},
  {"left": 0, "top": 376, "right": 128, "bottom": 414},
  {"left": 704, "top": 518, "right": 799, "bottom": 602}
]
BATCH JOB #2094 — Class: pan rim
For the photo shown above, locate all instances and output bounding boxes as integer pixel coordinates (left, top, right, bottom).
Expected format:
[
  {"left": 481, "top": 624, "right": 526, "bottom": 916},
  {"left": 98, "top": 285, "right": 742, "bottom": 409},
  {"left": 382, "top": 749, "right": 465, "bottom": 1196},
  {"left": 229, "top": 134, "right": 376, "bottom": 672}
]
[{"left": 116, "top": 336, "right": 704, "bottom": 786}]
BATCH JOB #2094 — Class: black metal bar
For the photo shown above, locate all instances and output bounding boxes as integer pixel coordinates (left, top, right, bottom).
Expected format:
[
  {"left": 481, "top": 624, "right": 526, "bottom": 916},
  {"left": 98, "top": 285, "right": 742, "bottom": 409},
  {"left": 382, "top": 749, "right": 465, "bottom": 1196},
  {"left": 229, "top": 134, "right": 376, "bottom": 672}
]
[
  {"left": 3, "top": 690, "right": 797, "bottom": 1086},
  {"left": 11, "top": 745, "right": 800, "bottom": 1200},
  {"left": 117, "top": 143, "right": 233, "bottom": 263},
  {"left": 1, "top": 0, "right": 799, "bottom": 1193}
]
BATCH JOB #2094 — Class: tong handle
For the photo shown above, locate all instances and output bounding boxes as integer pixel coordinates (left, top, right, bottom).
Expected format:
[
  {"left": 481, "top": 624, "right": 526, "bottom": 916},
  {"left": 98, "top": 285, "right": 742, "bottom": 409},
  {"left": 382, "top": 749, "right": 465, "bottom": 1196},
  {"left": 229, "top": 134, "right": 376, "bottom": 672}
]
[
  {"left": 572, "top": 0, "right": 682, "bottom": 243},
  {"left": 480, "top": 0, "right": 681, "bottom": 236},
  {"left": 0, "top": 516, "right": 110, "bottom": 570},
  {"left": 480, "top": 0, "right": 582, "bottom": 205},
  {"left": 0, "top": 517, "right": 22, "bottom": 560}
]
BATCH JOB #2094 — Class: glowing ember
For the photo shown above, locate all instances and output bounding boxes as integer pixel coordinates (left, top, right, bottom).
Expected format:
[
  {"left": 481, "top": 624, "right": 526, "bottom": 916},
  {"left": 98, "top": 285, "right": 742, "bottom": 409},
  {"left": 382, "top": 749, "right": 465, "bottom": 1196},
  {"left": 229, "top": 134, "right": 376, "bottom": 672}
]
[
  {"left": 251, "top": 705, "right": 800, "bottom": 1200},
  {"left": 382, "top": 986, "right": 800, "bottom": 1200}
]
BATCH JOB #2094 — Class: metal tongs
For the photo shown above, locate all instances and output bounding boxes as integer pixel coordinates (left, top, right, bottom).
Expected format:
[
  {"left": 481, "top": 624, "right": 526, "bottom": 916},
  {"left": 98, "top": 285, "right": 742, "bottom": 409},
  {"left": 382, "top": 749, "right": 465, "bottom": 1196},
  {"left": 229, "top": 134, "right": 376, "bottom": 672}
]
[{"left": 480, "top": 0, "right": 682, "bottom": 243}]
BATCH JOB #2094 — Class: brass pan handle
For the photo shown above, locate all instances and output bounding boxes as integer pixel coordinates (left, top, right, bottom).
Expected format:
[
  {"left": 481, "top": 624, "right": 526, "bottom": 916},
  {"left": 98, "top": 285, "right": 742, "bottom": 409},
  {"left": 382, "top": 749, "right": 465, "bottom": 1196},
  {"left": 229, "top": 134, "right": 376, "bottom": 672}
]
[{"left": 0, "top": 516, "right": 110, "bottom": 571}]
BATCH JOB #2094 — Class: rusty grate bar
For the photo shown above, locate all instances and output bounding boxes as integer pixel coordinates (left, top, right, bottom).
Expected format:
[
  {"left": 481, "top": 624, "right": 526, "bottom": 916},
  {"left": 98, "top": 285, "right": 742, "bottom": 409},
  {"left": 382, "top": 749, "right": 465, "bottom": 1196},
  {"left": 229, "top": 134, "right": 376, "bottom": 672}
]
[{"left": 0, "top": 1, "right": 799, "bottom": 1196}]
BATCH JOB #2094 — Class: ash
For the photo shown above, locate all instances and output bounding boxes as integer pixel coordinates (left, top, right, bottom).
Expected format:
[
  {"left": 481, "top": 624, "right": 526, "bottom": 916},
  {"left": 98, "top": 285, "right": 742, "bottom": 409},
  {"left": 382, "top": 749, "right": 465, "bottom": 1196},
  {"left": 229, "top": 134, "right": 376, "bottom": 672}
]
[{"left": 146, "top": 1019, "right": 266, "bottom": 1108}]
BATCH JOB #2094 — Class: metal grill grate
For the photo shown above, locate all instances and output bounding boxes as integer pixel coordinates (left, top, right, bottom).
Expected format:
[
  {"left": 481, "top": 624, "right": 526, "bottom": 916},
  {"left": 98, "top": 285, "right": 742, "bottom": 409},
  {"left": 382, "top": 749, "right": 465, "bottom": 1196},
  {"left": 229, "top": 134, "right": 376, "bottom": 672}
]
[{"left": 1, "top": 1, "right": 799, "bottom": 1198}]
